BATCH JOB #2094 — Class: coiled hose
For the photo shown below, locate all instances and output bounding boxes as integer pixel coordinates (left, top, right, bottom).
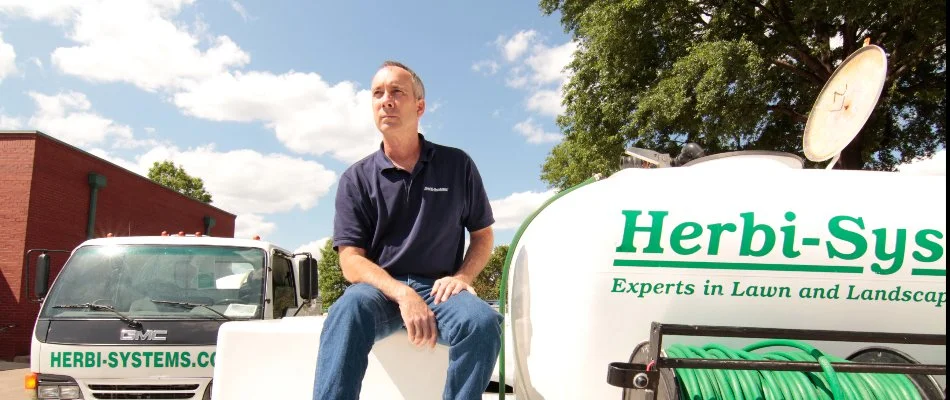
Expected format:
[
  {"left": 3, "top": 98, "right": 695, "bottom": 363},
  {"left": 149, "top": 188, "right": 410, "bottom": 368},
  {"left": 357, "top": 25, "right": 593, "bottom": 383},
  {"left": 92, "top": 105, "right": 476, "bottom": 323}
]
[{"left": 666, "top": 340, "right": 922, "bottom": 400}]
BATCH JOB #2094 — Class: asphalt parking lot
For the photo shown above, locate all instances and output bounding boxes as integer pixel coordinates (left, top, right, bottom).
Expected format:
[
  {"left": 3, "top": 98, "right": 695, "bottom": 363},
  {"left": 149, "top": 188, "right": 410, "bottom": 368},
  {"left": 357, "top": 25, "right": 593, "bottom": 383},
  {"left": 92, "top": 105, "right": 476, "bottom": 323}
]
[{"left": 0, "top": 360, "right": 29, "bottom": 400}]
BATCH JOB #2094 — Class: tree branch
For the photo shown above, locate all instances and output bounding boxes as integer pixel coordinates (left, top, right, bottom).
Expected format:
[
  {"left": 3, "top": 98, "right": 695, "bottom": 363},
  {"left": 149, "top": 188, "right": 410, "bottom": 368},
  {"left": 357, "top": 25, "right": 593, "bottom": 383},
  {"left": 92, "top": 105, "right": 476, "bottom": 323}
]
[
  {"left": 746, "top": 0, "right": 833, "bottom": 80},
  {"left": 842, "top": 21, "right": 856, "bottom": 57},
  {"left": 771, "top": 59, "right": 826, "bottom": 86},
  {"left": 787, "top": 45, "right": 832, "bottom": 80},
  {"left": 768, "top": 105, "right": 808, "bottom": 124},
  {"left": 891, "top": 38, "right": 947, "bottom": 82}
]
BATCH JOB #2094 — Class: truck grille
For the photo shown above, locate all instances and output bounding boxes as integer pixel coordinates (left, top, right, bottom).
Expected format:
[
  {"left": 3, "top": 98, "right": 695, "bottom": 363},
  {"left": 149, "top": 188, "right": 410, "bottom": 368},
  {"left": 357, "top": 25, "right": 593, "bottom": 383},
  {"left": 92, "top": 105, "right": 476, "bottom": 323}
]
[{"left": 88, "top": 383, "right": 200, "bottom": 399}]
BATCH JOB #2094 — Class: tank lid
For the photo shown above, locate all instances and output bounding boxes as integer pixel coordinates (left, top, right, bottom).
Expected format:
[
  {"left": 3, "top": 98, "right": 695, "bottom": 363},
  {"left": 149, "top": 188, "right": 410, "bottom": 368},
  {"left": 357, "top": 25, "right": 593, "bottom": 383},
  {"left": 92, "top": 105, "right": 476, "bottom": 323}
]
[
  {"left": 803, "top": 45, "right": 888, "bottom": 162},
  {"left": 683, "top": 150, "right": 803, "bottom": 169}
]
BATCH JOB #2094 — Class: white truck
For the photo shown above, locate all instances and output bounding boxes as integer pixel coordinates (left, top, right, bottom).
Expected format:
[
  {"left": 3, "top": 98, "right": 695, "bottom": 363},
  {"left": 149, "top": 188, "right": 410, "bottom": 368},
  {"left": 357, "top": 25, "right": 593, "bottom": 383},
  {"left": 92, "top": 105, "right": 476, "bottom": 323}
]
[
  {"left": 25, "top": 234, "right": 319, "bottom": 400},
  {"left": 210, "top": 45, "right": 946, "bottom": 399}
]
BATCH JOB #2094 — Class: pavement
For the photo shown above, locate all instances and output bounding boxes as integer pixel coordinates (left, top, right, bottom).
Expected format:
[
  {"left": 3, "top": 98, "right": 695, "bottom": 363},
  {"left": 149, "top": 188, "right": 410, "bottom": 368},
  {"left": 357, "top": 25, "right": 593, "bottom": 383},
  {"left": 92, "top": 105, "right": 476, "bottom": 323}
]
[
  {"left": 0, "top": 360, "right": 512, "bottom": 400},
  {"left": 0, "top": 360, "right": 29, "bottom": 400}
]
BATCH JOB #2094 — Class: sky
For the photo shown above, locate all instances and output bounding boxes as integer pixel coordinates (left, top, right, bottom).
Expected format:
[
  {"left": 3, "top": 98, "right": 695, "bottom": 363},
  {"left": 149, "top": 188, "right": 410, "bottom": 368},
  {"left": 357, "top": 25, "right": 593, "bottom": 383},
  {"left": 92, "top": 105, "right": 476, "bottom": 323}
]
[
  {"left": 0, "top": 0, "right": 576, "bottom": 255},
  {"left": 0, "top": 0, "right": 944, "bottom": 258}
]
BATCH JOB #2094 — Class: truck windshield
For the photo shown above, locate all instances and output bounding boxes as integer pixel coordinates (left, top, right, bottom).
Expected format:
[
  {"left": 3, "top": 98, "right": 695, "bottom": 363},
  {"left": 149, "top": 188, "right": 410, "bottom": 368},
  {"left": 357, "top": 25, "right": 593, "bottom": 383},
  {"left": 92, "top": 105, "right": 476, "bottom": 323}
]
[{"left": 40, "top": 245, "right": 267, "bottom": 320}]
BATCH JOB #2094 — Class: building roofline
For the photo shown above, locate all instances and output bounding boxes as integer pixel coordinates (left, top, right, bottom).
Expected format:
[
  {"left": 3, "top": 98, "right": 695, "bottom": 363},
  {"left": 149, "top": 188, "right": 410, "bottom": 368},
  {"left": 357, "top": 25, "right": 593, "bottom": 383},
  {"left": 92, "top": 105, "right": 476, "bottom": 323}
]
[{"left": 0, "top": 130, "right": 237, "bottom": 218}]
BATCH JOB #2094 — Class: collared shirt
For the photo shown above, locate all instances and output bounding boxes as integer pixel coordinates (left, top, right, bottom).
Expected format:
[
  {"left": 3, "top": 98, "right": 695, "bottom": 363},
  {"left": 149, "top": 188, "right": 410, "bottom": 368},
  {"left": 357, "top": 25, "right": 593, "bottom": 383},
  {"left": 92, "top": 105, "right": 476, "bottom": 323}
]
[{"left": 333, "top": 135, "right": 494, "bottom": 278}]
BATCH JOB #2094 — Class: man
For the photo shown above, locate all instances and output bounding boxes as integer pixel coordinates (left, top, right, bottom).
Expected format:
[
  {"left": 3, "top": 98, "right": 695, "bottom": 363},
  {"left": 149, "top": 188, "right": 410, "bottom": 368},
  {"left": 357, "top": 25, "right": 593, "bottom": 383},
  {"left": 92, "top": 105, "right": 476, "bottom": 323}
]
[{"left": 312, "top": 61, "right": 501, "bottom": 400}]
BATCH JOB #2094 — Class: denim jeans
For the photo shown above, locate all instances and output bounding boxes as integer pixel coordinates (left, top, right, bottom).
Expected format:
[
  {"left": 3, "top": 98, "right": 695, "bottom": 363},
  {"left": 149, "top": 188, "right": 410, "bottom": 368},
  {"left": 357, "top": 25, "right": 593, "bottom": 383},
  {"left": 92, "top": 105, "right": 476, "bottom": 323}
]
[{"left": 312, "top": 275, "right": 503, "bottom": 400}]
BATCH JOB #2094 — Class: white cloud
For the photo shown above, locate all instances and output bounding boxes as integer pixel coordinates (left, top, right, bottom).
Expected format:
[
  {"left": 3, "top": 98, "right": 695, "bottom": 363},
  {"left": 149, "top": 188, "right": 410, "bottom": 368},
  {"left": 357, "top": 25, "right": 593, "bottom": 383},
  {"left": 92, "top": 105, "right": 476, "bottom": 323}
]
[
  {"left": 27, "top": 91, "right": 135, "bottom": 147},
  {"left": 3, "top": 0, "right": 250, "bottom": 91},
  {"left": 129, "top": 145, "right": 337, "bottom": 214},
  {"left": 0, "top": 31, "right": 16, "bottom": 82},
  {"left": 235, "top": 213, "right": 276, "bottom": 239},
  {"left": 490, "top": 189, "right": 556, "bottom": 230},
  {"left": 503, "top": 40, "right": 576, "bottom": 89},
  {"left": 500, "top": 30, "right": 537, "bottom": 62},
  {"left": 1, "top": 113, "right": 23, "bottom": 129},
  {"left": 0, "top": 1, "right": 84, "bottom": 24},
  {"left": 227, "top": 0, "right": 252, "bottom": 21},
  {"left": 898, "top": 149, "right": 946, "bottom": 176},
  {"left": 513, "top": 118, "right": 562, "bottom": 144},
  {"left": 88, "top": 142, "right": 337, "bottom": 241},
  {"left": 29, "top": 56, "right": 43, "bottom": 69},
  {"left": 524, "top": 40, "right": 576, "bottom": 86},
  {"left": 487, "top": 31, "right": 575, "bottom": 144},
  {"left": 294, "top": 237, "right": 330, "bottom": 259},
  {"left": 173, "top": 70, "right": 379, "bottom": 163},
  {"left": 471, "top": 60, "right": 499, "bottom": 75},
  {"left": 2, "top": 1, "right": 385, "bottom": 164},
  {"left": 86, "top": 147, "right": 142, "bottom": 171},
  {"left": 505, "top": 66, "right": 528, "bottom": 89},
  {"left": 526, "top": 89, "right": 563, "bottom": 116}
]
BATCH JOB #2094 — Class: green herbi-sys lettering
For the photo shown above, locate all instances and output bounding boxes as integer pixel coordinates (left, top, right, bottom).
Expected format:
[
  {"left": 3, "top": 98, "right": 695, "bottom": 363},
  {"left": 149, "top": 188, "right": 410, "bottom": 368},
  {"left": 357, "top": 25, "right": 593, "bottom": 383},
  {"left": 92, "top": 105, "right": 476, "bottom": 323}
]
[
  {"left": 615, "top": 211, "right": 944, "bottom": 274},
  {"left": 49, "top": 351, "right": 215, "bottom": 368}
]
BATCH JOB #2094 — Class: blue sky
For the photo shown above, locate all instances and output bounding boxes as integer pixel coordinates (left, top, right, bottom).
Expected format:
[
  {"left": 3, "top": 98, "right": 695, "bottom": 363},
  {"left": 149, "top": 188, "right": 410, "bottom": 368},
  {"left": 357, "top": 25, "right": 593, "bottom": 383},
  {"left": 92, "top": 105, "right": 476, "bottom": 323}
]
[{"left": 0, "top": 0, "right": 578, "bottom": 254}]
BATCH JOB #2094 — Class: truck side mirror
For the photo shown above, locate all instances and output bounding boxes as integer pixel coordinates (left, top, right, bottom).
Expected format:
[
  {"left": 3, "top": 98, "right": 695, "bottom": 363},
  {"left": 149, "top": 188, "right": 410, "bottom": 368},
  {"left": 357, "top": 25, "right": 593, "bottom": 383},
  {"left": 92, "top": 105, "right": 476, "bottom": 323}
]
[
  {"left": 298, "top": 257, "right": 319, "bottom": 301},
  {"left": 36, "top": 253, "right": 51, "bottom": 298}
]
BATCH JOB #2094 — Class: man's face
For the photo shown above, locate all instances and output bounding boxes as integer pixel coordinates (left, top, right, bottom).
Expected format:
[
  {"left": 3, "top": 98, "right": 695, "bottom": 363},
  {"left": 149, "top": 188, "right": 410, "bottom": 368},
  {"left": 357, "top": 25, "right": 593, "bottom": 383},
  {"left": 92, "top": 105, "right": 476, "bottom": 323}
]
[{"left": 371, "top": 66, "right": 425, "bottom": 134}]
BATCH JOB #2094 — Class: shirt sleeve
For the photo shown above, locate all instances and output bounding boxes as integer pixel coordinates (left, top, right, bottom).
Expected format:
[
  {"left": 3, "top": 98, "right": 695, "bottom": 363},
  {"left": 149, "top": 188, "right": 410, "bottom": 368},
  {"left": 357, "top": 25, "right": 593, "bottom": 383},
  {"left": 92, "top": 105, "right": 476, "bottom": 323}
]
[
  {"left": 463, "top": 155, "right": 494, "bottom": 232},
  {"left": 333, "top": 170, "right": 372, "bottom": 251}
]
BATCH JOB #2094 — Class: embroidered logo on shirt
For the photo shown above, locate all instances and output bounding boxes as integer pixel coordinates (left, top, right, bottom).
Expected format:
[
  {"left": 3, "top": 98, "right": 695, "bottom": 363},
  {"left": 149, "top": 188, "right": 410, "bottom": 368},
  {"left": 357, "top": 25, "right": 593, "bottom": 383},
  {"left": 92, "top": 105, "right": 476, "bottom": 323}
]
[{"left": 424, "top": 186, "right": 449, "bottom": 192}]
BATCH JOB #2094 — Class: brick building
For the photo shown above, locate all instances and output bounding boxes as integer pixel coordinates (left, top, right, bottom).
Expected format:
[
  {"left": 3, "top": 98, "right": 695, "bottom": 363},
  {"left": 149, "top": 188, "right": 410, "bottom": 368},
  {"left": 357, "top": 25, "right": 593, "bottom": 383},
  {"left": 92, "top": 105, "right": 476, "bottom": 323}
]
[{"left": 0, "top": 130, "right": 236, "bottom": 360}]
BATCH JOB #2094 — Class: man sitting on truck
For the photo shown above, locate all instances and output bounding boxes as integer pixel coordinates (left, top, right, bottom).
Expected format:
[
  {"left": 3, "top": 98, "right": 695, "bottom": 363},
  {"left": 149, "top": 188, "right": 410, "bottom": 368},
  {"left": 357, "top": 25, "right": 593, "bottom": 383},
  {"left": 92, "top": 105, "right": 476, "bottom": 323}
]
[{"left": 312, "top": 61, "right": 501, "bottom": 400}]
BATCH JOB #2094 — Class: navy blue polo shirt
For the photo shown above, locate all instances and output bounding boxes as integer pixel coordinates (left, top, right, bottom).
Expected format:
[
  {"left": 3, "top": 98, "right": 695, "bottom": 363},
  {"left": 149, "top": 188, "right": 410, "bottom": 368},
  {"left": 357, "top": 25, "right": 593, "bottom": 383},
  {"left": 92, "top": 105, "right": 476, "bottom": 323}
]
[{"left": 333, "top": 135, "right": 494, "bottom": 278}]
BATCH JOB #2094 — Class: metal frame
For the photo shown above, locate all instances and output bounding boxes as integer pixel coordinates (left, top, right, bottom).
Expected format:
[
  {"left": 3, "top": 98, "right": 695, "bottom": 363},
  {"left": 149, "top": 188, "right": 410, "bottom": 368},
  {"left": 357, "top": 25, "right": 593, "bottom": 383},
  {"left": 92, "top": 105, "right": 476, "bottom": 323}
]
[{"left": 607, "top": 322, "right": 946, "bottom": 398}]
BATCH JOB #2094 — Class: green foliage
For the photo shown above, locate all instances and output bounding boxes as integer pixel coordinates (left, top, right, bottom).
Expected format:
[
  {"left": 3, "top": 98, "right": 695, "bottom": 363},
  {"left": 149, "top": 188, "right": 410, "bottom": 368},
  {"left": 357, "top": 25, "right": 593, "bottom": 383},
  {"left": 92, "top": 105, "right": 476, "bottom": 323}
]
[
  {"left": 540, "top": 0, "right": 946, "bottom": 188},
  {"left": 473, "top": 245, "right": 508, "bottom": 300},
  {"left": 317, "top": 239, "right": 347, "bottom": 311},
  {"left": 147, "top": 161, "right": 213, "bottom": 203}
]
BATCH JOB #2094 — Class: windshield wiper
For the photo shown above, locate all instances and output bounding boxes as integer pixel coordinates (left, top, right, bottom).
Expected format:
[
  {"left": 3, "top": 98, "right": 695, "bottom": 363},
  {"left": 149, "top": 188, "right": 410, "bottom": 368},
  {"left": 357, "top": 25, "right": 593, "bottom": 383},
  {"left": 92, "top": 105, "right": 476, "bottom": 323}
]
[
  {"left": 151, "top": 300, "right": 233, "bottom": 320},
  {"left": 53, "top": 303, "right": 142, "bottom": 329}
]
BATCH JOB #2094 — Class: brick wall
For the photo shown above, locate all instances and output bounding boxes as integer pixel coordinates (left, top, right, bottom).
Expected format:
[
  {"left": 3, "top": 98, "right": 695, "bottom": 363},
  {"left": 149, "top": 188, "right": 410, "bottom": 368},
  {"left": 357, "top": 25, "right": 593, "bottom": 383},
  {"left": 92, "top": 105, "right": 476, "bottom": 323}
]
[
  {"left": 0, "top": 135, "right": 36, "bottom": 360},
  {"left": 0, "top": 132, "right": 235, "bottom": 360}
]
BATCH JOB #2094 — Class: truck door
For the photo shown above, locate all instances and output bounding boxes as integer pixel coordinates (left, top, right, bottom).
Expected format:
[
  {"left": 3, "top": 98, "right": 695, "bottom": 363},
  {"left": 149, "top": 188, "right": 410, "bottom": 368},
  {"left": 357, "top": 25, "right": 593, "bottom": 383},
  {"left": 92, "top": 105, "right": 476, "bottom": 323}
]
[{"left": 270, "top": 253, "right": 298, "bottom": 319}]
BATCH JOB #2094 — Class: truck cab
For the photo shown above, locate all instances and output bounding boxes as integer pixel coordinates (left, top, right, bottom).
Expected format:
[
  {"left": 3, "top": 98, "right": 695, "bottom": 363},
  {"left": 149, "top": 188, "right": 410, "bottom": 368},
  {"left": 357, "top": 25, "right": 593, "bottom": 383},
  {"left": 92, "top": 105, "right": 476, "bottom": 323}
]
[{"left": 26, "top": 235, "right": 317, "bottom": 400}]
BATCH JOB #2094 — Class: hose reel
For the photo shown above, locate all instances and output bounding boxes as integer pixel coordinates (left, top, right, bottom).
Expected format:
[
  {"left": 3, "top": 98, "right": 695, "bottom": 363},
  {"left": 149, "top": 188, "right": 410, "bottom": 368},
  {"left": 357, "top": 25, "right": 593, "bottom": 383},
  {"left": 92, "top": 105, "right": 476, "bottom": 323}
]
[{"left": 608, "top": 322, "right": 946, "bottom": 400}]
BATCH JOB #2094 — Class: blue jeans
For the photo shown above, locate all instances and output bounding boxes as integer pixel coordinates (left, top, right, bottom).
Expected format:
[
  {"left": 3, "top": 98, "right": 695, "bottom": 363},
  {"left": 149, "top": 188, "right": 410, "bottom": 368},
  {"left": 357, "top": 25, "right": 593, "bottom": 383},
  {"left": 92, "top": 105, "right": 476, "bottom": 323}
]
[{"left": 312, "top": 275, "right": 502, "bottom": 400}]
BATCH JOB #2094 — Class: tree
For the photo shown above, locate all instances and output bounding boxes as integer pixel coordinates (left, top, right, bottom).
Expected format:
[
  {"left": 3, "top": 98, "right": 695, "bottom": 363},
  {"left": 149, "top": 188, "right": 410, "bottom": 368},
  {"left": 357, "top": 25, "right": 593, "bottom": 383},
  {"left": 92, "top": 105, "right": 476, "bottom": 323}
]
[
  {"left": 539, "top": 0, "right": 946, "bottom": 188},
  {"left": 317, "top": 239, "right": 348, "bottom": 312},
  {"left": 147, "top": 161, "right": 213, "bottom": 203},
  {"left": 474, "top": 245, "right": 508, "bottom": 300}
]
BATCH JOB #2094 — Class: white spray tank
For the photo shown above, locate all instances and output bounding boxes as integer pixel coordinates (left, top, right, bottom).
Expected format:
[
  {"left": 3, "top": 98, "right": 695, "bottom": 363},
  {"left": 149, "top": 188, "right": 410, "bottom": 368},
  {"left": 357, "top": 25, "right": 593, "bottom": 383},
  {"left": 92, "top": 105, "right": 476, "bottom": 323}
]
[{"left": 500, "top": 44, "right": 946, "bottom": 399}]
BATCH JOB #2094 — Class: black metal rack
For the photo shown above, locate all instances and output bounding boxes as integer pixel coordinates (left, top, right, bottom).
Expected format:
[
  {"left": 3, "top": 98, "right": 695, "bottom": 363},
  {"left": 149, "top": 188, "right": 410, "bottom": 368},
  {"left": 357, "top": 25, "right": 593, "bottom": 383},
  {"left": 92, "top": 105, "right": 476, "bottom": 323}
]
[{"left": 607, "top": 322, "right": 946, "bottom": 399}]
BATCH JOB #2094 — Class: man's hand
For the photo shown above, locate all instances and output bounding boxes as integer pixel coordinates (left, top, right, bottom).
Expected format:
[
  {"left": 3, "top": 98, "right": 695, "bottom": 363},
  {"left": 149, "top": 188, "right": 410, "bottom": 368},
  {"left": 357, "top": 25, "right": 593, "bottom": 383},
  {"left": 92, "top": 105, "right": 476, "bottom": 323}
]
[
  {"left": 396, "top": 291, "right": 438, "bottom": 348},
  {"left": 431, "top": 275, "right": 476, "bottom": 305}
]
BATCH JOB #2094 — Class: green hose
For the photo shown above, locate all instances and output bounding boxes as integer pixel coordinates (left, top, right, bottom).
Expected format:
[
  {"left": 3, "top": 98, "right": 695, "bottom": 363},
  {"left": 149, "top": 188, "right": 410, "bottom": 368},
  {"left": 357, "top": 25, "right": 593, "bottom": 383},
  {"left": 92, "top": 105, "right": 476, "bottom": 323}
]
[{"left": 666, "top": 340, "right": 923, "bottom": 400}]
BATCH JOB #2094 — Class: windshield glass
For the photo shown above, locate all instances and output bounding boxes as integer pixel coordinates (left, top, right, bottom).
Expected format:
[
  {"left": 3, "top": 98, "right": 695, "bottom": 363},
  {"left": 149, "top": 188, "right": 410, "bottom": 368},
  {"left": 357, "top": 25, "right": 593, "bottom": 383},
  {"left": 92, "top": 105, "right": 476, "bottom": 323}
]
[{"left": 40, "top": 245, "right": 266, "bottom": 320}]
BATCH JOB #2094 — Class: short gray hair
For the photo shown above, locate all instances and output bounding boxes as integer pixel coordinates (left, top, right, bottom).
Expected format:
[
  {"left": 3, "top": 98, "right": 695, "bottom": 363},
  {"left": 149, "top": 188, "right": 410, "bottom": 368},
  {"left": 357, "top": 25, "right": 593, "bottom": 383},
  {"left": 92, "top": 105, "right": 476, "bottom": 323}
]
[{"left": 380, "top": 60, "right": 425, "bottom": 100}]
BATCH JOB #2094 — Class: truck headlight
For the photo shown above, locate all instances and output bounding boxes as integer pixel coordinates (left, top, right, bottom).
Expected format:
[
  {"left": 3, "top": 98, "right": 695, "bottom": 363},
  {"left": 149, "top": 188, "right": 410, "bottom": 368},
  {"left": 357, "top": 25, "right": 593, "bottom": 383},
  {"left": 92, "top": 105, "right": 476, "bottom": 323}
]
[
  {"left": 59, "top": 385, "right": 82, "bottom": 399},
  {"left": 37, "top": 384, "right": 82, "bottom": 399},
  {"left": 37, "top": 386, "right": 59, "bottom": 399}
]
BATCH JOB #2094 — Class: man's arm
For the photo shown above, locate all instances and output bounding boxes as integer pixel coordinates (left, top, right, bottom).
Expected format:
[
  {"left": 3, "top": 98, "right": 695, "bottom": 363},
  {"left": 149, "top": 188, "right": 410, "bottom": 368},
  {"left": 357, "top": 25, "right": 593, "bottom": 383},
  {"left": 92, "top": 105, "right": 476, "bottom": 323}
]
[
  {"left": 338, "top": 245, "right": 438, "bottom": 348},
  {"left": 431, "top": 226, "right": 494, "bottom": 304},
  {"left": 338, "top": 246, "right": 413, "bottom": 300}
]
